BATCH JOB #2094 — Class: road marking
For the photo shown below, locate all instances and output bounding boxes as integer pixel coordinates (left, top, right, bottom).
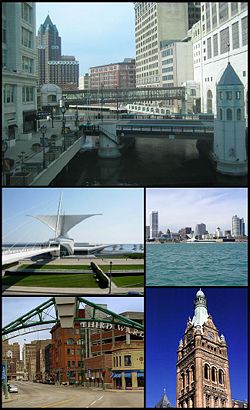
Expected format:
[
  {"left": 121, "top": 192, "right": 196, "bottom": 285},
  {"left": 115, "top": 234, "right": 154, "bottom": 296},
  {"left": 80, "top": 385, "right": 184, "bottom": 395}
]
[
  {"left": 97, "top": 395, "right": 104, "bottom": 401},
  {"left": 38, "top": 398, "right": 74, "bottom": 408},
  {"left": 87, "top": 399, "right": 97, "bottom": 408}
]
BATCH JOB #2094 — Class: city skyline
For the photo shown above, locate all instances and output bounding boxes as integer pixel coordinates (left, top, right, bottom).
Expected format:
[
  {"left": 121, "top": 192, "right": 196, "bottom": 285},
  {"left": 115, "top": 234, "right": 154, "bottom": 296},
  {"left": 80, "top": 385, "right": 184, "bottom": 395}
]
[
  {"left": 146, "top": 188, "right": 248, "bottom": 235},
  {"left": 146, "top": 287, "right": 248, "bottom": 407},
  {"left": 36, "top": 3, "right": 135, "bottom": 74},
  {"left": 3, "top": 188, "right": 144, "bottom": 244},
  {"left": 2, "top": 296, "right": 144, "bottom": 357}
]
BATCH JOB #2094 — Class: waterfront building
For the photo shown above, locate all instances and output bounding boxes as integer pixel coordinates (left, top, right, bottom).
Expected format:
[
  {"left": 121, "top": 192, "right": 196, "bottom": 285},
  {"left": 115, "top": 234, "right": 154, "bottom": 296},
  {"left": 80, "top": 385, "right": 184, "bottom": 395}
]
[
  {"left": 232, "top": 215, "right": 245, "bottom": 238},
  {"left": 37, "top": 15, "right": 79, "bottom": 90},
  {"left": 191, "top": 3, "right": 248, "bottom": 114},
  {"left": 155, "top": 388, "right": 172, "bottom": 408},
  {"left": 134, "top": 3, "right": 190, "bottom": 88},
  {"left": 179, "top": 227, "right": 192, "bottom": 239},
  {"left": 111, "top": 341, "right": 144, "bottom": 390},
  {"left": 150, "top": 211, "right": 159, "bottom": 239},
  {"left": 224, "top": 230, "right": 232, "bottom": 238},
  {"left": 176, "top": 289, "right": 232, "bottom": 407},
  {"left": 89, "top": 58, "right": 136, "bottom": 89},
  {"left": 214, "top": 227, "right": 223, "bottom": 238},
  {"left": 146, "top": 226, "right": 150, "bottom": 241},
  {"left": 194, "top": 223, "right": 207, "bottom": 238},
  {"left": 213, "top": 62, "right": 247, "bottom": 176},
  {"left": 79, "top": 73, "right": 90, "bottom": 90},
  {"left": 2, "top": 2, "right": 38, "bottom": 143}
]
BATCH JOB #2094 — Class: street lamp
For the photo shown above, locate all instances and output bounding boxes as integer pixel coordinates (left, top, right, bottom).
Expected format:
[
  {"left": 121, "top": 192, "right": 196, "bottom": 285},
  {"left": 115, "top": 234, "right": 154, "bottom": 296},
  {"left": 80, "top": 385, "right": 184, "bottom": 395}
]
[
  {"left": 109, "top": 261, "right": 112, "bottom": 294},
  {"left": 61, "top": 105, "right": 66, "bottom": 151},
  {"left": 40, "top": 124, "right": 47, "bottom": 169}
]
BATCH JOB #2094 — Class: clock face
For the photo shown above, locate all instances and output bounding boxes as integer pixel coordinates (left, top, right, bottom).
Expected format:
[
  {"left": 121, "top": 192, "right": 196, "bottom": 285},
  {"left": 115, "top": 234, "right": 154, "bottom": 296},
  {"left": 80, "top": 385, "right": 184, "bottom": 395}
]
[{"left": 207, "top": 331, "right": 214, "bottom": 340}]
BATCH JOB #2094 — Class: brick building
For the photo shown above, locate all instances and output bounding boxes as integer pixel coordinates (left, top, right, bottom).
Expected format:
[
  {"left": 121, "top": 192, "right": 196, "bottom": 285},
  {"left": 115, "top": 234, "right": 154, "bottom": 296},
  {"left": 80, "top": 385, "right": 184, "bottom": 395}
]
[
  {"left": 2, "top": 340, "right": 21, "bottom": 380},
  {"left": 89, "top": 58, "right": 136, "bottom": 89}
]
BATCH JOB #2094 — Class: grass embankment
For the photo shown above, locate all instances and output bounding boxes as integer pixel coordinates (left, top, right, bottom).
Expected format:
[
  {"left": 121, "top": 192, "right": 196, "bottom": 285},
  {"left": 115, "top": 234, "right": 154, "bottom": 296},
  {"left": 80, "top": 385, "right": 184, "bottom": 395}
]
[
  {"left": 112, "top": 275, "right": 144, "bottom": 288},
  {"left": 2, "top": 273, "right": 98, "bottom": 288},
  {"left": 17, "top": 264, "right": 90, "bottom": 271},
  {"left": 101, "top": 265, "right": 144, "bottom": 273}
]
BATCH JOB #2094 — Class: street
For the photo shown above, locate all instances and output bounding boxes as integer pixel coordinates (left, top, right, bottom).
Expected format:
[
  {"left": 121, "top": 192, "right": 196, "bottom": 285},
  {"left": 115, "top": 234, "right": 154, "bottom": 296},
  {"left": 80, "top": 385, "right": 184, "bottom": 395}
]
[{"left": 3, "top": 381, "right": 144, "bottom": 408}]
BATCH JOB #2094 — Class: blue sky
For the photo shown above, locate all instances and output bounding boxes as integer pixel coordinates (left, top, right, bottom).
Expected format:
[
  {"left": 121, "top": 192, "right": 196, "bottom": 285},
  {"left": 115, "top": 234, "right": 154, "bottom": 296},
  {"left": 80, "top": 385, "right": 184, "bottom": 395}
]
[
  {"left": 146, "top": 188, "right": 248, "bottom": 234},
  {"left": 36, "top": 2, "right": 135, "bottom": 74},
  {"left": 2, "top": 188, "right": 143, "bottom": 244},
  {"left": 146, "top": 287, "right": 248, "bottom": 407},
  {"left": 2, "top": 296, "right": 144, "bottom": 357}
]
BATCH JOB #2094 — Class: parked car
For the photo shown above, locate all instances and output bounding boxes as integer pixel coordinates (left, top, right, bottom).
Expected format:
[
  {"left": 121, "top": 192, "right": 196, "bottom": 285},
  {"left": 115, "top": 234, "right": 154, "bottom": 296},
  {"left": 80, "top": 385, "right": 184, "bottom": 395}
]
[{"left": 8, "top": 385, "right": 18, "bottom": 393}]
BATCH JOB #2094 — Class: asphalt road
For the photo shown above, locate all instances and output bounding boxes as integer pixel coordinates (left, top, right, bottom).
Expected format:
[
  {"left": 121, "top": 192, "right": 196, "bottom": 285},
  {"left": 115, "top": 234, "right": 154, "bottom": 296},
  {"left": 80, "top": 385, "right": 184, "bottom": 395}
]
[{"left": 3, "top": 381, "right": 144, "bottom": 408}]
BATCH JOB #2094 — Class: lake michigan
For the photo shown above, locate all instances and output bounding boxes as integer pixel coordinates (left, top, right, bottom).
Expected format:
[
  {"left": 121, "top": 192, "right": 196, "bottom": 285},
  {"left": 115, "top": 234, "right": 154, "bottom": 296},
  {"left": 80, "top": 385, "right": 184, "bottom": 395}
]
[{"left": 146, "top": 242, "right": 247, "bottom": 286}]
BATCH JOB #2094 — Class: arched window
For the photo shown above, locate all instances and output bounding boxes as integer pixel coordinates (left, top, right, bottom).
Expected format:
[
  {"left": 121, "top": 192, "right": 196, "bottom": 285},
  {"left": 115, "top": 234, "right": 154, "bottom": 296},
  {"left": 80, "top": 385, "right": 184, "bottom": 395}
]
[
  {"left": 226, "top": 108, "right": 232, "bottom": 120},
  {"left": 67, "top": 338, "right": 74, "bottom": 345},
  {"left": 237, "top": 108, "right": 241, "bottom": 120},
  {"left": 181, "top": 373, "right": 185, "bottom": 389},
  {"left": 211, "top": 367, "right": 216, "bottom": 382},
  {"left": 204, "top": 364, "right": 209, "bottom": 380},
  {"left": 207, "top": 90, "right": 213, "bottom": 113},
  {"left": 191, "top": 365, "right": 195, "bottom": 382},
  {"left": 219, "top": 369, "right": 224, "bottom": 384},
  {"left": 219, "top": 108, "right": 223, "bottom": 120}
]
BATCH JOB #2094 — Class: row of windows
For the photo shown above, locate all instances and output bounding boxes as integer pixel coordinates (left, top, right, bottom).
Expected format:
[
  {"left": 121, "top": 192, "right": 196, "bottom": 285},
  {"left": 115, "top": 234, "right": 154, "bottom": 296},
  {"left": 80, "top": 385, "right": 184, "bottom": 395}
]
[
  {"left": 67, "top": 360, "right": 83, "bottom": 367},
  {"left": 202, "top": 2, "right": 248, "bottom": 34},
  {"left": 219, "top": 91, "right": 241, "bottom": 101},
  {"left": 113, "top": 355, "right": 132, "bottom": 367},
  {"left": 162, "top": 67, "right": 173, "bottom": 74},
  {"left": 204, "top": 364, "right": 224, "bottom": 384},
  {"left": 162, "top": 58, "right": 173, "bottom": 66},
  {"left": 218, "top": 108, "right": 242, "bottom": 121},
  {"left": 162, "top": 49, "right": 174, "bottom": 58},
  {"left": 162, "top": 75, "right": 174, "bottom": 81}
]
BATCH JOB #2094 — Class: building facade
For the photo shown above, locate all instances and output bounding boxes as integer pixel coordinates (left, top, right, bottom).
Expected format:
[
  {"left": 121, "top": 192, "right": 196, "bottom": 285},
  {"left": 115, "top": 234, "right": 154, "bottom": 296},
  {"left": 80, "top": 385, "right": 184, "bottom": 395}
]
[
  {"left": 2, "top": 2, "right": 38, "bottom": 143},
  {"left": 191, "top": 2, "right": 248, "bottom": 114},
  {"left": 2, "top": 340, "right": 21, "bottom": 380},
  {"left": 176, "top": 289, "right": 232, "bottom": 408},
  {"left": 232, "top": 215, "right": 245, "bottom": 238},
  {"left": 89, "top": 59, "right": 136, "bottom": 89},
  {"left": 134, "top": 3, "right": 190, "bottom": 88},
  {"left": 37, "top": 15, "right": 79, "bottom": 90},
  {"left": 194, "top": 223, "right": 207, "bottom": 238},
  {"left": 23, "top": 341, "right": 37, "bottom": 381},
  {"left": 150, "top": 211, "right": 159, "bottom": 239},
  {"left": 79, "top": 73, "right": 90, "bottom": 90}
]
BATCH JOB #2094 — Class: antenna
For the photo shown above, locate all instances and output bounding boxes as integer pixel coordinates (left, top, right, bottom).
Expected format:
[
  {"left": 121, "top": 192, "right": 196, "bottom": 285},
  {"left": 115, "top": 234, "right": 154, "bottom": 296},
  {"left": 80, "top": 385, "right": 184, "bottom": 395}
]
[{"left": 55, "top": 192, "right": 63, "bottom": 238}]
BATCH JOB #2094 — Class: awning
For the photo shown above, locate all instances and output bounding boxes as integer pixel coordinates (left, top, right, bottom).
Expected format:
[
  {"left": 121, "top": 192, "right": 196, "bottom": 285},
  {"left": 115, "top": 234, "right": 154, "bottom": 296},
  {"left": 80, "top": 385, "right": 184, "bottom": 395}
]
[
  {"left": 137, "top": 372, "right": 144, "bottom": 378},
  {"left": 111, "top": 373, "right": 122, "bottom": 379},
  {"left": 124, "top": 372, "right": 132, "bottom": 378}
]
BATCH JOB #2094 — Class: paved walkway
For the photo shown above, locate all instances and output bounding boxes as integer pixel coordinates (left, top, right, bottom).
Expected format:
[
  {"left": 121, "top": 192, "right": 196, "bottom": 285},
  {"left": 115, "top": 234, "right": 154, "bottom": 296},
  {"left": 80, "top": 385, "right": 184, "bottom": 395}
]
[
  {"left": 2, "top": 285, "right": 144, "bottom": 295},
  {"left": 19, "top": 258, "right": 144, "bottom": 266}
]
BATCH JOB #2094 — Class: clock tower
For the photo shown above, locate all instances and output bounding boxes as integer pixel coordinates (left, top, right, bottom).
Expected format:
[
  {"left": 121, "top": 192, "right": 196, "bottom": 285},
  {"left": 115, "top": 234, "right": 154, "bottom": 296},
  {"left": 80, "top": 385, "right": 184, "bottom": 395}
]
[{"left": 176, "top": 289, "right": 232, "bottom": 408}]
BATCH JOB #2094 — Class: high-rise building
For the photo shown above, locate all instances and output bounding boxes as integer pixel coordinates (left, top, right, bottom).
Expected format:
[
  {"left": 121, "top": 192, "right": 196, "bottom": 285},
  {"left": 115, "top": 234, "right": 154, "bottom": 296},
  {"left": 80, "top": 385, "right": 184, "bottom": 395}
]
[
  {"left": 176, "top": 289, "right": 232, "bottom": 408},
  {"left": 146, "top": 226, "right": 150, "bottom": 241},
  {"left": 2, "top": 2, "right": 38, "bottom": 141},
  {"left": 194, "top": 223, "right": 207, "bottom": 238},
  {"left": 37, "top": 15, "right": 79, "bottom": 90},
  {"left": 23, "top": 341, "right": 37, "bottom": 381},
  {"left": 134, "top": 3, "right": 190, "bottom": 88},
  {"left": 89, "top": 59, "right": 136, "bottom": 89},
  {"left": 191, "top": 3, "right": 248, "bottom": 114},
  {"left": 150, "top": 211, "right": 159, "bottom": 239},
  {"left": 232, "top": 215, "right": 245, "bottom": 237},
  {"left": 188, "top": 3, "right": 201, "bottom": 29}
]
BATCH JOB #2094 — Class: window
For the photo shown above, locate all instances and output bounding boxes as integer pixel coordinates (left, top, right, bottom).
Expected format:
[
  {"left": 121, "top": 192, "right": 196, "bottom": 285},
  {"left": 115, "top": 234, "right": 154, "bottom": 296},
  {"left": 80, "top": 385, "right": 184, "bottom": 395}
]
[
  {"left": 67, "top": 349, "right": 70, "bottom": 355},
  {"left": 236, "top": 91, "right": 241, "bottom": 99},
  {"left": 119, "top": 356, "right": 122, "bottom": 367},
  {"left": 4, "top": 85, "right": 15, "bottom": 104},
  {"left": 67, "top": 361, "right": 70, "bottom": 367},
  {"left": 204, "top": 364, "right": 209, "bottom": 379},
  {"left": 226, "top": 91, "right": 232, "bottom": 100},
  {"left": 22, "top": 56, "right": 34, "bottom": 73},
  {"left": 22, "top": 3, "right": 32, "bottom": 24},
  {"left": 207, "top": 38, "right": 212, "bottom": 59},
  {"left": 211, "top": 367, "right": 216, "bottom": 382},
  {"left": 219, "top": 369, "right": 224, "bottom": 384},
  {"left": 232, "top": 22, "right": 239, "bottom": 49},
  {"left": 237, "top": 108, "right": 241, "bottom": 120},
  {"left": 227, "top": 108, "right": 232, "bottom": 120},
  {"left": 124, "top": 355, "right": 132, "bottom": 366},
  {"left": 22, "top": 28, "right": 32, "bottom": 48},
  {"left": 231, "top": 3, "right": 238, "bottom": 15},
  {"left": 242, "top": 17, "right": 248, "bottom": 46},
  {"left": 72, "top": 361, "right": 75, "bottom": 366},
  {"left": 2, "top": 18, "right": 7, "bottom": 44},
  {"left": 220, "top": 27, "right": 230, "bottom": 54},
  {"left": 213, "top": 34, "right": 218, "bottom": 56},
  {"left": 219, "top": 3, "right": 229, "bottom": 23},
  {"left": 219, "top": 108, "right": 223, "bottom": 120},
  {"left": 212, "top": 3, "right": 218, "bottom": 28},
  {"left": 66, "top": 338, "right": 74, "bottom": 345},
  {"left": 113, "top": 357, "right": 116, "bottom": 367}
]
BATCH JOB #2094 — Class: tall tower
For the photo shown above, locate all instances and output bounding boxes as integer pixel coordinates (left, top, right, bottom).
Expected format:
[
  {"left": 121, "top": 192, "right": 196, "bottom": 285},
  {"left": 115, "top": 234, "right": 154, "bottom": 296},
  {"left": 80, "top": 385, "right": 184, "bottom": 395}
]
[
  {"left": 150, "top": 211, "right": 159, "bottom": 239},
  {"left": 213, "top": 62, "right": 247, "bottom": 176},
  {"left": 176, "top": 289, "right": 232, "bottom": 408}
]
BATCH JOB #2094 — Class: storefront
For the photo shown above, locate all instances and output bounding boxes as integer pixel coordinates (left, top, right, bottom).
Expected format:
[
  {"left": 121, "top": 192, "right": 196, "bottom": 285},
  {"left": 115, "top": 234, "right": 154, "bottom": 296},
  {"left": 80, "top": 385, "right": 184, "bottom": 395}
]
[{"left": 23, "top": 110, "right": 37, "bottom": 133}]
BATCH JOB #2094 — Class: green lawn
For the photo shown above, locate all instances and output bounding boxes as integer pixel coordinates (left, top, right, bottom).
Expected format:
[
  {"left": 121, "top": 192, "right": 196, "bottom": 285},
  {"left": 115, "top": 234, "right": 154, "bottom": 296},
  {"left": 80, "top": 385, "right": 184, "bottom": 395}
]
[
  {"left": 101, "top": 265, "right": 144, "bottom": 273},
  {"left": 18, "top": 264, "right": 91, "bottom": 271},
  {"left": 112, "top": 275, "right": 144, "bottom": 288},
  {"left": 2, "top": 273, "right": 98, "bottom": 288}
]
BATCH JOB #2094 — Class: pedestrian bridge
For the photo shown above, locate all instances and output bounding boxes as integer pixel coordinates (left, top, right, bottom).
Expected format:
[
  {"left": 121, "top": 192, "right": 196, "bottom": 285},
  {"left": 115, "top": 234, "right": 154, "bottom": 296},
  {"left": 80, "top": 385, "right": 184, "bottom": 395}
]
[{"left": 2, "top": 246, "right": 59, "bottom": 265}]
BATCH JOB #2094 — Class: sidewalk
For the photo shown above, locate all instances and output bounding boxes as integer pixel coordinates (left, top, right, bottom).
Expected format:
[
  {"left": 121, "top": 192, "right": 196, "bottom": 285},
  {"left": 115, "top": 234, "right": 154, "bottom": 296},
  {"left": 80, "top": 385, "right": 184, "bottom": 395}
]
[{"left": 2, "top": 285, "right": 144, "bottom": 295}]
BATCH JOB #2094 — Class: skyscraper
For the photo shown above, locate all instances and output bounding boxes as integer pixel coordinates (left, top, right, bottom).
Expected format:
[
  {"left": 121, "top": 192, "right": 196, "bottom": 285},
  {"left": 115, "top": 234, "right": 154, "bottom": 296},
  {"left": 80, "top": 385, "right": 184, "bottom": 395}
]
[
  {"left": 176, "top": 289, "right": 232, "bottom": 408},
  {"left": 37, "top": 15, "right": 79, "bottom": 90},
  {"left": 150, "top": 211, "right": 159, "bottom": 239},
  {"left": 232, "top": 215, "right": 245, "bottom": 237},
  {"left": 194, "top": 223, "right": 207, "bottom": 238}
]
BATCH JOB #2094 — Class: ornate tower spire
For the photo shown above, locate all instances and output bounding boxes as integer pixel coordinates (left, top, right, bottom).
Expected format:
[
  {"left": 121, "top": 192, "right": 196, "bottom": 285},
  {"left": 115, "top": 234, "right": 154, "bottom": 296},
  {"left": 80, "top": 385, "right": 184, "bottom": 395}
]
[{"left": 176, "top": 289, "right": 232, "bottom": 408}]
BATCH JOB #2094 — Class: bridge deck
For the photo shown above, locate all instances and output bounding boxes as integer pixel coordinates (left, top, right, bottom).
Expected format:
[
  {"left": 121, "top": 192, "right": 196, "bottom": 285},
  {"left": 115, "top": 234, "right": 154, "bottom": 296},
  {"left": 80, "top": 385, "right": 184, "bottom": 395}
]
[{"left": 2, "top": 247, "right": 59, "bottom": 265}]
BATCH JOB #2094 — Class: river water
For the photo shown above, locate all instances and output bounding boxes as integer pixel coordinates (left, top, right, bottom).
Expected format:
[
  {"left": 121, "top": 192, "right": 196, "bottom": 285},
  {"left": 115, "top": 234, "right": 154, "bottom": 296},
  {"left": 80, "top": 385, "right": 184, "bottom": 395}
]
[{"left": 50, "top": 137, "right": 247, "bottom": 187}]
